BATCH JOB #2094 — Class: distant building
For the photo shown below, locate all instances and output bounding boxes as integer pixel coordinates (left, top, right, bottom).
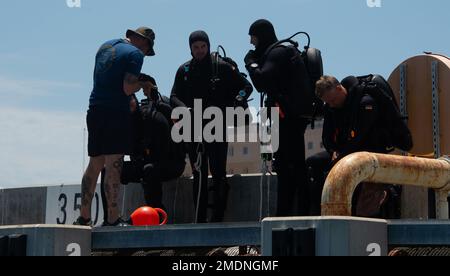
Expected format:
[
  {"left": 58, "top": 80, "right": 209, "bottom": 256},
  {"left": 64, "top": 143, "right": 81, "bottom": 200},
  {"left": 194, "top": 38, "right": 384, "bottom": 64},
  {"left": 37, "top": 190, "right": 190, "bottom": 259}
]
[
  {"left": 183, "top": 121, "right": 324, "bottom": 176},
  {"left": 304, "top": 120, "right": 325, "bottom": 158}
]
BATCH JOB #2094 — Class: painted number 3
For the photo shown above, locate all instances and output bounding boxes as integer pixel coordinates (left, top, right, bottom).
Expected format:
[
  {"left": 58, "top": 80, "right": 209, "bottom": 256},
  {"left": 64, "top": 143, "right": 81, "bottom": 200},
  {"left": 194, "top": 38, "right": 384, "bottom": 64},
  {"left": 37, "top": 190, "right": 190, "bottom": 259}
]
[{"left": 367, "top": 243, "right": 381, "bottom": 256}]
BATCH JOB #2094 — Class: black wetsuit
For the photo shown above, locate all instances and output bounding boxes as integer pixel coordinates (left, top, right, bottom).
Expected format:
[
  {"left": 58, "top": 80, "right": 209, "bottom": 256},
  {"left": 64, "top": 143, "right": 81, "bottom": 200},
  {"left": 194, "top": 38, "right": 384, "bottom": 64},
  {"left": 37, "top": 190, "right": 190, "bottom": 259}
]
[
  {"left": 139, "top": 98, "right": 186, "bottom": 209},
  {"left": 171, "top": 31, "right": 253, "bottom": 222},
  {"left": 306, "top": 76, "right": 391, "bottom": 216},
  {"left": 102, "top": 96, "right": 186, "bottom": 222},
  {"left": 245, "top": 19, "right": 310, "bottom": 216}
]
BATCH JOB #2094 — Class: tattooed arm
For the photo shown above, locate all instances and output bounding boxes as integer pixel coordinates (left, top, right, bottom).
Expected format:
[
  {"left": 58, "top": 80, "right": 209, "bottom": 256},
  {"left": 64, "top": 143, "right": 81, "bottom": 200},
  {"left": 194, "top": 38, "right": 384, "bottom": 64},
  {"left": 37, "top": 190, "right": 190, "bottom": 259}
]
[
  {"left": 123, "top": 73, "right": 142, "bottom": 96},
  {"left": 124, "top": 73, "right": 155, "bottom": 96}
]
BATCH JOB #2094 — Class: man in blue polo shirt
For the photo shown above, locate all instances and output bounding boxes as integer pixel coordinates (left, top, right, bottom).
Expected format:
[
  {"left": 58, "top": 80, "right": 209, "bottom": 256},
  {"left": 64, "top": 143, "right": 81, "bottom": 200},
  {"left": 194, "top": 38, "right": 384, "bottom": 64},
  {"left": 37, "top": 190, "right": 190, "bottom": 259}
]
[{"left": 74, "top": 27, "right": 156, "bottom": 226}]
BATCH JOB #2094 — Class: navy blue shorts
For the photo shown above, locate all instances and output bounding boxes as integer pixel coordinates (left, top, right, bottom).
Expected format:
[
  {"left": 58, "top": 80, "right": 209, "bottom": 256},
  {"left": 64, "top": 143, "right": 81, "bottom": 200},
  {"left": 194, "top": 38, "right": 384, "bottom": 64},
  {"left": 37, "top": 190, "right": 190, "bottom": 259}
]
[{"left": 87, "top": 107, "right": 132, "bottom": 157}]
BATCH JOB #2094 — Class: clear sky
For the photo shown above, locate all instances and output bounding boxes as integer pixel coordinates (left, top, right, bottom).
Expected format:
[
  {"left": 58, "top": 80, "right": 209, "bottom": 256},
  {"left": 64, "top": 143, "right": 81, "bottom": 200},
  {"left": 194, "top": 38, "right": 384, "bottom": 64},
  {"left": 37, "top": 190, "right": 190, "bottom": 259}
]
[{"left": 0, "top": 0, "right": 448, "bottom": 188}]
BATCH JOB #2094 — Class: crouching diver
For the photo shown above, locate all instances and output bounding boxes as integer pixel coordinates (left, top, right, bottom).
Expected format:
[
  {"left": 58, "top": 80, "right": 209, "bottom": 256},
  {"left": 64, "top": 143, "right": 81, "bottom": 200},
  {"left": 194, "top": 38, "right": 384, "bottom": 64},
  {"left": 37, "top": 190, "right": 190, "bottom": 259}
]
[{"left": 101, "top": 76, "right": 186, "bottom": 223}]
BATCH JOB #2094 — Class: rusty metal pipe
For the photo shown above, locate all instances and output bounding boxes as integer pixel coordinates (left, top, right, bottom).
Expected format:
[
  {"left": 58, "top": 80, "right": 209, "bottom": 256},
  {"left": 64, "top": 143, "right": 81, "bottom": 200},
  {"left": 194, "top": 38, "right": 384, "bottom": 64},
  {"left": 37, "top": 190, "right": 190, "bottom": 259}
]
[{"left": 321, "top": 152, "right": 450, "bottom": 218}]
